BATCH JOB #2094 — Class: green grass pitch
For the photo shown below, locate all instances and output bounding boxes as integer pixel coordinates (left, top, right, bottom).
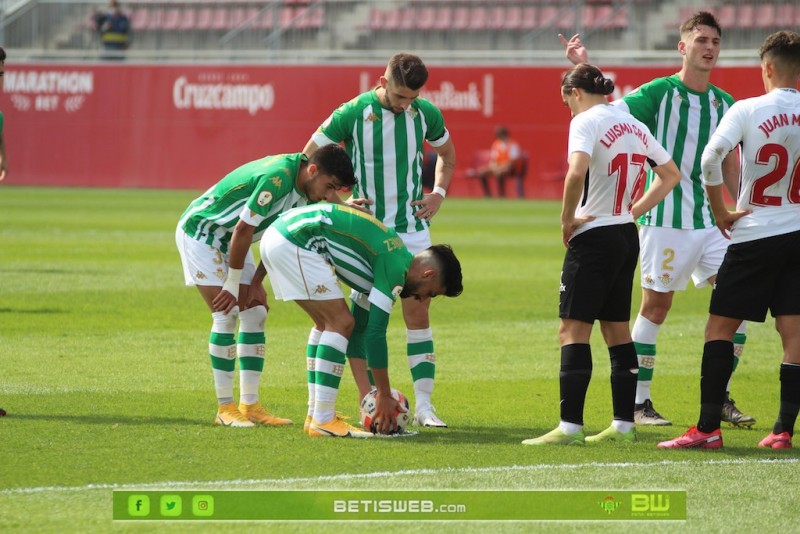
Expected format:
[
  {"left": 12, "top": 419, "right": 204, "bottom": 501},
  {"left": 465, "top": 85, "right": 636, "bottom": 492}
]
[{"left": 0, "top": 186, "right": 796, "bottom": 532}]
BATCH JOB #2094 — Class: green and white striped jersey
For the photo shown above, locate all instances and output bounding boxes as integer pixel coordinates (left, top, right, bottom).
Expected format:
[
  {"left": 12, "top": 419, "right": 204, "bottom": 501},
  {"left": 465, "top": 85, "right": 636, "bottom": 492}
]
[
  {"left": 617, "top": 75, "right": 734, "bottom": 229},
  {"left": 273, "top": 203, "right": 413, "bottom": 315},
  {"left": 311, "top": 90, "right": 450, "bottom": 233},
  {"left": 179, "top": 153, "right": 308, "bottom": 254}
]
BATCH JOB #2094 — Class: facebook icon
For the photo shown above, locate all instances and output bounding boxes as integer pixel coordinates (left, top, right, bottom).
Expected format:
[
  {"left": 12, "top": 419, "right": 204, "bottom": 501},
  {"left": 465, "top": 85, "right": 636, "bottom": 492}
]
[{"left": 128, "top": 495, "right": 150, "bottom": 516}]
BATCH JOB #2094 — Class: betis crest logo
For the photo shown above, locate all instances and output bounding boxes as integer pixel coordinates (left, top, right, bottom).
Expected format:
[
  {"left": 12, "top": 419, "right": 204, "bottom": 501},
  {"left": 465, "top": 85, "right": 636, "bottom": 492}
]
[{"left": 599, "top": 496, "right": 621, "bottom": 515}]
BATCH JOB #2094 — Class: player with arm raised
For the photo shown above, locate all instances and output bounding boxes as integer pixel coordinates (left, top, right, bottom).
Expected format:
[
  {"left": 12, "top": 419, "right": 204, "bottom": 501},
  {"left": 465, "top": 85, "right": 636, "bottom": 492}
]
[
  {"left": 523, "top": 64, "right": 680, "bottom": 446},
  {"left": 660, "top": 31, "right": 800, "bottom": 449},
  {"left": 559, "top": 11, "right": 755, "bottom": 427}
]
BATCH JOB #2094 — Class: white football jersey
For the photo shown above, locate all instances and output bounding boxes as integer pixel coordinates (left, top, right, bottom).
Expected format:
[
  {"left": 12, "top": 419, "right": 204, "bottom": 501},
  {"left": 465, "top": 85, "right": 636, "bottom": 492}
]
[
  {"left": 567, "top": 104, "right": 672, "bottom": 237},
  {"left": 705, "top": 88, "right": 800, "bottom": 243}
]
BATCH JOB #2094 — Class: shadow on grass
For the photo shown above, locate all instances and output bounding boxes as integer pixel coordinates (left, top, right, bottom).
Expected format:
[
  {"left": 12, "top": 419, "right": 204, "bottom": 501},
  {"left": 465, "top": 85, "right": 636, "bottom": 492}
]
[
  {"left": 4, "top": 413, "right": 208, "bottom": 427},
  {"left": 0, "top": 308, "right": 66, "bottom": 314}
]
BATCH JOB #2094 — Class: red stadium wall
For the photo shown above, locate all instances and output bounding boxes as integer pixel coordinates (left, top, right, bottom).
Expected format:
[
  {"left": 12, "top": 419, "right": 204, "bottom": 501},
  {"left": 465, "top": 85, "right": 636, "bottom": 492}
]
[{"left": 0, "top": 63, "right": 766, "bottom": 198}]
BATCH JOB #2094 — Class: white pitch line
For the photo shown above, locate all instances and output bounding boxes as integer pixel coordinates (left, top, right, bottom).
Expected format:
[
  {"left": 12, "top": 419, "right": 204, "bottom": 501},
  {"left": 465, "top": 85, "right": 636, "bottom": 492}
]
[{"left": 2, "top": 457, "right": 796, "bottom": 496}]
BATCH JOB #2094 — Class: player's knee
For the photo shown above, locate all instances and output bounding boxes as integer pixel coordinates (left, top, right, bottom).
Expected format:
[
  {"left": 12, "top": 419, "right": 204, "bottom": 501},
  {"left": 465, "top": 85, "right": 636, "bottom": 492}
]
[
  {"left": 211, "top": 307, "right": 239, "bottom": 333},
  {"left": 239, "top": 305, "right": 267, "bottom": 330},
  {"left": 330, "top": 312, "right": 354, "bottom": 338}
]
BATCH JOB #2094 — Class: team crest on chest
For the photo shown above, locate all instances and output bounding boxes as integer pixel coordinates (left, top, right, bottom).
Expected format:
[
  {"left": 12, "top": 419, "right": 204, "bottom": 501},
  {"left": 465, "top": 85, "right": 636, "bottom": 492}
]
[
  {"left": 711, "top": 98, "right": 721, "bottom": 109},
  {"left": 407, "top": 107, "right": 418, "bottom": 119},
  {"left": 257, "top": 191, "right": 273, "bottom": 206}
]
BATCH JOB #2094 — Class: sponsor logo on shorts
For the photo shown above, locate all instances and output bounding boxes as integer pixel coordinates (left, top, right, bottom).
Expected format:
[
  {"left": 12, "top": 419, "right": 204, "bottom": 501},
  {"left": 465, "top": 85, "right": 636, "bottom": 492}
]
[
  {"left": 195, "top": 271, "right": 207, "bottom": 280},
  {"left": 314, "top": 285, "right": 331, "bottom": 294},
  {"left": 643, "top": 274, "right": 654, "bottom": 285}
]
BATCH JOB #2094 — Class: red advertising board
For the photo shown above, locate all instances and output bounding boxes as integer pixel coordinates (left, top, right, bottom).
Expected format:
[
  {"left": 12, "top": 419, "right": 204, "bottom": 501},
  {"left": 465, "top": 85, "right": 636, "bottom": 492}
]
[{"left": 0, "top": 63, "right": 765, "bottom": 198}]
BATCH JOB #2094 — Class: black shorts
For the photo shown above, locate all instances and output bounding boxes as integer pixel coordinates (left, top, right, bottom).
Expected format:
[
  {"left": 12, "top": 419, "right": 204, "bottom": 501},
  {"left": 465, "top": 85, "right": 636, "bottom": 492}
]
[
  {"left": 710, "top": 229, "right": 800, "bottom": 322},
  {"left": 559, "top": 223, "right": 639, "bottom": 323}
]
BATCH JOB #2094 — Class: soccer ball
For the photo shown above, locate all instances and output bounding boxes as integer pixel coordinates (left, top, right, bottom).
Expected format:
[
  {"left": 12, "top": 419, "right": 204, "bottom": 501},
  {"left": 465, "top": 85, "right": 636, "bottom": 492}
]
[{"left": 359, "top": 388, "right": 410, "bottom": 434}]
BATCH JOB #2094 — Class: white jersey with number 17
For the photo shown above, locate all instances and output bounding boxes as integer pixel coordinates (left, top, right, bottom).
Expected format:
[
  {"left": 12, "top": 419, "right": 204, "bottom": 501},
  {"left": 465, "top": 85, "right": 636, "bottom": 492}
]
[
  {"left": 704, "top": 88, "right": 800, "bottom": 244},
  {"left": 568, "top": 103, "right": 672, "bottom": 237}
]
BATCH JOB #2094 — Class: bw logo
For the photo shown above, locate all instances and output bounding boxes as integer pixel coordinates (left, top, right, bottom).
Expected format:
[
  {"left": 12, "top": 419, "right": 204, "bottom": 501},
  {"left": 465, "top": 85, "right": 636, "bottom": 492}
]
[{"left": 631, "top": 494, "right": 670, "bottom": 513}]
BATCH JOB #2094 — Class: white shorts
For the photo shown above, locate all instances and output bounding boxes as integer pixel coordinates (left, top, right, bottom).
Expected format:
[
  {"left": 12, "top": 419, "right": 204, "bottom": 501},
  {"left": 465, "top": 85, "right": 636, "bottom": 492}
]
[
  {"left": 639, "top": 226, "right": 728, "bottom": 292},
  {"left": 260, "top": 226, "right": 344, "bottom": 301},
  {"left": 397, "top": 228, "right": 432, "bottom": 254},
  {"left": 175, "top": 226, "right": 256, "bottom": 287}
]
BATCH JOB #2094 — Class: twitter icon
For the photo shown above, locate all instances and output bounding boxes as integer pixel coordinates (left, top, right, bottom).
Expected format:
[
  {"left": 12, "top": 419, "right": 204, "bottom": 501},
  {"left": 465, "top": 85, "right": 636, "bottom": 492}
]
[{"left": 160, "top": 495, "right": 182, "bottom": 517}]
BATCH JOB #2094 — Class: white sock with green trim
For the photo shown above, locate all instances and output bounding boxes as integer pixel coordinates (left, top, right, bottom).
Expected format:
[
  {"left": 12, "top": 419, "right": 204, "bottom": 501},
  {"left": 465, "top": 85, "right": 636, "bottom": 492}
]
[
  {"left": 407, "top": 328, "right": 435, "bottom": 412},
  {"left": 210, "top": 308, "right": 238, "bottom": 406},
  {"left": 306, "top": 328, "right": 322, "bottom": 417},
  {"left": 632, "top": 314, "right": 660, "bottom": 405},
  {"left": 238, "top": 305, "right": 266, "bottom": 406},
  {"left": 313, "top": 331, "right": 348, "bottom": 424}
]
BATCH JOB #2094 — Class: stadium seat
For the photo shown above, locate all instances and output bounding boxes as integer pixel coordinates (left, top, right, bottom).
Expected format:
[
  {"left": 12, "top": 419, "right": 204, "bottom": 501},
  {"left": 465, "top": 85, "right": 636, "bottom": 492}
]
[
  {"left": 416, "top": 7, "right": 436, "bottom": 31},
  {"left": 433, "top": 7, "right": 452, "bottom": 31},
  {"left": 143, "top": 8, "right": 164, "bottom": 31},
  {"left": 503, "top": 7, "right": 522, "bottom": 31},
  {"left": 227, "top": 8, "right": 247, "bottom": 31},
  {"left": 399, "top": 7, "right": 415, "bottom": 31},
  {"left": 606, "top": 6, "right": 628, "bottom": 30},
  {"left": 162, "top": 8, "right": 180, "bottom": 32},
  {"left": 177, "top": 8, "right": 196, "bottom": 32},
  {"left": 210, "top": 8, "right": 229, "bottom": 32},
  {"left": 736, "top": 4, "right": 755, "bottom": 29},
  {"left": 486, "top": 7, "right": 505, "bottom": 31},
  {"left": 753, "top": 4, "right": 775, "bottom": 28},
  {"left": 537, "top": 6, "right": 558, "bottom": 29},
  {"left": 452, "top": 7, "right": 470, "bottom": 31},
  {"left": 520, "top": 7, "right": 537, "bottom": 31},
  {"left": 367, "top": 8, "right": 383, "bottom": 31},
  {"left": 279, "top": 7, "right": 295, "bottom": 30},
  {"left": 294, "top": 7, "right": 324, "bottom": 30},
  {"left": 195, "top": 8, "right": 213, "bottom": 31},
  {"left": 468, "top": 7, "right": 488, "bottom": 31},
  {"left": 774, "top": 4, "right": 795, "bottom": 28},
  {"left": 129, "top": 8, "right": 149, "bottom": 31},
  {"left": 382, "top": 8, "right": 402, "bottom": 31},
  {"left": 713, "top": 5, "right": 735, "bottom": 29}
]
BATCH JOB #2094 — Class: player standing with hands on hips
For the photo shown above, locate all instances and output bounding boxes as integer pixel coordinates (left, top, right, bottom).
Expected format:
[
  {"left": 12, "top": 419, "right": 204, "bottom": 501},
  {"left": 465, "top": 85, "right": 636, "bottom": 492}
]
[
  {"left": 659, "top": 31, "right": 800, "bottom": 450},
  {"left": 303, "top": 53, "right": 457, "bottom": 427},
  {"left": 523, "top": 64, "right": 680, "bottom": 446},
  {"left": 559, "top": 12, "right": 756, "bottom": 427}
]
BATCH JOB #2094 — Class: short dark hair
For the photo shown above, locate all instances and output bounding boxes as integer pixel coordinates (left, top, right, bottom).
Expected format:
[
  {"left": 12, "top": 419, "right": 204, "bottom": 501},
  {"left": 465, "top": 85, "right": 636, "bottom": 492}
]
[
  {"left": 309, "top": 144, "right": 356, "bottom": 188},
  {"left": 386, "top": 53, "right": 428, "bottom": 91},
  {"left": 760, "top": 31, "right": 800, "bottom": 78},
  {"left": 429, "top": 244, "right": 463, "bottom": 297},
  {"left": 680, "top": 11, "right": 721, "bottom": 38},
  {"left": 0, "top": 47, "right": 6, "bottom": 62},
  {"left": 561, "top": 64, "right": 615, "bottom": 96}
]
